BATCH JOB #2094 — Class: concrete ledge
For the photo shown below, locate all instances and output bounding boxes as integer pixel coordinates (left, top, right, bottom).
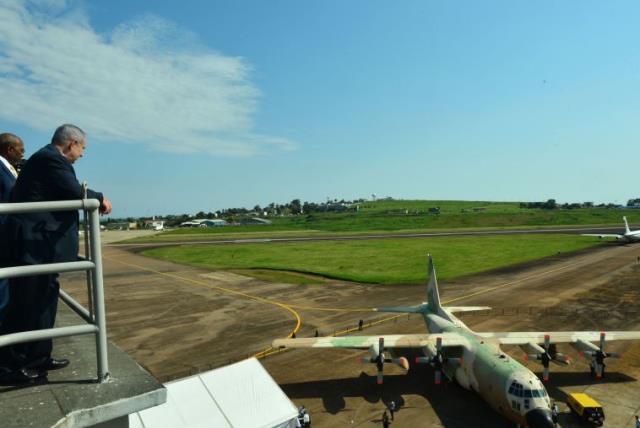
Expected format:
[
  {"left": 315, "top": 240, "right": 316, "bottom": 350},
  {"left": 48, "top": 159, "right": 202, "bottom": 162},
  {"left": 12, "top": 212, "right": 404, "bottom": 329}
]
[{"left": 0, "top": 306, "right": 166, "bottom": 428}]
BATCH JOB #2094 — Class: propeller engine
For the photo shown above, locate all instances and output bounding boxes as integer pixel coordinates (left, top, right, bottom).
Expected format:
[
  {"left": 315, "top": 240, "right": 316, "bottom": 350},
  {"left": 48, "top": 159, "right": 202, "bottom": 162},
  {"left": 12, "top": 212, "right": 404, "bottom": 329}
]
[
  {"left": 579, "top": 332, "right": 622, "bottom": 379},
  {"left": 414, "top": 336, "right": 462, "bottom": 384},
  {"left": 524, "top": 335, "right": 570, "bottom": 382},
  {"left": 360, "top": 337, "right": 409, "bottom": 385}
]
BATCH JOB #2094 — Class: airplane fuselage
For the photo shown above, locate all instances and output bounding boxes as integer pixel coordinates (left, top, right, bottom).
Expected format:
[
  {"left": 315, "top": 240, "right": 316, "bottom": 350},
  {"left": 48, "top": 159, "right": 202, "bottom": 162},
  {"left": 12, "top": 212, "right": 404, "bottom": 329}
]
[
  {"left": 423, "top": 311, "right": 553, "bottom": 427},
  {"left": 622, "top": 231, "right": 640, "bottom": 242}
]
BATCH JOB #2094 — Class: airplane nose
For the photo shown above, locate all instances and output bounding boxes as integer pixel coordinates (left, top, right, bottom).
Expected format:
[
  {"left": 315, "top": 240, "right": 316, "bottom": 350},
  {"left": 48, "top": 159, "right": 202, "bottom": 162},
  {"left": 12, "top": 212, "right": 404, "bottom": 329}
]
[{"left": 525, "top": 408, "right": 555, "bottom": 428}]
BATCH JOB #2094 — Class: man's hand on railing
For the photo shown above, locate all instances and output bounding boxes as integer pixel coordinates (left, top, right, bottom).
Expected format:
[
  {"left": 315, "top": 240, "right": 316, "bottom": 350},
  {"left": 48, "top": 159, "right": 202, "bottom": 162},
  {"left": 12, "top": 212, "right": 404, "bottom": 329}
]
[{"left": 100, "top": 197, "right": 112, "bottom": 215}]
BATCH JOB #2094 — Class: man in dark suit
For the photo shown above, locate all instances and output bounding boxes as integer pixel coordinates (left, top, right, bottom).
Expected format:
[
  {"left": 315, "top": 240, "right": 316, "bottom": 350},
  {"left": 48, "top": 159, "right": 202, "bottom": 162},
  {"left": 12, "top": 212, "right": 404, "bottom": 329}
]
[
  {"left": 0, "top": 133, "right": 24, "bottom": 323},
  {"left": 0, "top": 124, "right": 111, "bottom": 382}
]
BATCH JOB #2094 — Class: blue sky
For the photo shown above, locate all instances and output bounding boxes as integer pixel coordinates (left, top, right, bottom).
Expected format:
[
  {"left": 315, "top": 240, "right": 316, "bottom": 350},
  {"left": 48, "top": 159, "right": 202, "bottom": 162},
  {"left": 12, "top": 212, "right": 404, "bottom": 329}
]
[{"left": 1, "top": 0, "right": 639, "bottom": 217}]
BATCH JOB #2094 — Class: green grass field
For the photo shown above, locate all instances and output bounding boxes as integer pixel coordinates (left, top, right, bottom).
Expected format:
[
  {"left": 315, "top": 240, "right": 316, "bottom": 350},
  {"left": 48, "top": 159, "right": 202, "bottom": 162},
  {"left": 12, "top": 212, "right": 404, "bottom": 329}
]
[
  {"left": 143, "top": 234, "right": 601, "bottom": 284},
  {"left": 124, "top": 200, "right": 636, "bottom": 244}
]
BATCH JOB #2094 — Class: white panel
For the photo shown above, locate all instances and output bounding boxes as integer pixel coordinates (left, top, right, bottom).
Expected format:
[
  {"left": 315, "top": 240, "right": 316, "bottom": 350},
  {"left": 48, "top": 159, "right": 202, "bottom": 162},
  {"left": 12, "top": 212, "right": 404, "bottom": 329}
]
[
  {"left": 132, "top": 358, "right": 295, "bottom": 428},
  {"left": 167, "top": 376, "right": 232, "bottom": 428},
  {"left": 135, "top": 395, "right": 184, "bottom": 428},
  {"left": 128, "top": 413, "right": 144, "bottom": 428},
  {"left": 199, "top": 358, "right": 298, "bottom": 428}
]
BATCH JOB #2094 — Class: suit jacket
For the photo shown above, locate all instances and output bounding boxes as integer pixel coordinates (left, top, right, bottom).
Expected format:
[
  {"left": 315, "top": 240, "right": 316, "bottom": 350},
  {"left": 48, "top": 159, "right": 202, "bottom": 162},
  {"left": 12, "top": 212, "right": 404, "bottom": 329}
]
[
  {"left": 7, "top": 144, "right": 103, "bottom": 265},
  {"left": 0, "top": 158, "right": 17, "bottom": 267},
  {"left": 0, "top": 157, "right": 15, "bottom": 204}
]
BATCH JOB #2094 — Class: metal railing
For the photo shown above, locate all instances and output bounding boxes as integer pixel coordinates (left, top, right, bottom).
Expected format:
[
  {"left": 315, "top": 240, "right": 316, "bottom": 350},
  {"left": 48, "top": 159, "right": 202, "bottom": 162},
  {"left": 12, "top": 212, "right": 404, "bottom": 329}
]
[{"left": 0, "top": 198, "right": 109, "bottom": 382}]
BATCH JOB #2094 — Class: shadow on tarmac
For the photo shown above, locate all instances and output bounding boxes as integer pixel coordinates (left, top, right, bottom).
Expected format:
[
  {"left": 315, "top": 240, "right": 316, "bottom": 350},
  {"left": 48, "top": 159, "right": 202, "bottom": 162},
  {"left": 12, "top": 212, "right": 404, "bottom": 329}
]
[{"left": 280, "top": 363, "right": 636, "bottom": 427}]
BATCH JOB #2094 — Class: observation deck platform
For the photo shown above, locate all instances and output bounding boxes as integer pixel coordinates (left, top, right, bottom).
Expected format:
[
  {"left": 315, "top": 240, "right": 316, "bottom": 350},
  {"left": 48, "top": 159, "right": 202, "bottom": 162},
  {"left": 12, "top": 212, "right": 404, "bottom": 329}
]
[{"left": 0, "top": 306, "right": 166, "bottom": 428}]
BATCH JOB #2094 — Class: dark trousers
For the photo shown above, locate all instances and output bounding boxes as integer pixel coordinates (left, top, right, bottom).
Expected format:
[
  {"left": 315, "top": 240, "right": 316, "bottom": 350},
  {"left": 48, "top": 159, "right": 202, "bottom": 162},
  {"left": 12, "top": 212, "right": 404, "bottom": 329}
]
[
  {"left": 0, "top": 274, "right": 59, "bottom": 368},
  {"left": 0, "top": 278, "right": 9, "bottom": 324}
]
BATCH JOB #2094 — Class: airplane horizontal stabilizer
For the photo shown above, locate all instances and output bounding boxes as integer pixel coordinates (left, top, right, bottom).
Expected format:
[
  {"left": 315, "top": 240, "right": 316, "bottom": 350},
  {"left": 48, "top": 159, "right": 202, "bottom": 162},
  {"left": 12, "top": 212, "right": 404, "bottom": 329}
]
[
  {"left": 445, "top": 306, "right": 491, "bottom": 313},
  {"left": 374, "top": 304, "right": 428, "bottom": 314}
]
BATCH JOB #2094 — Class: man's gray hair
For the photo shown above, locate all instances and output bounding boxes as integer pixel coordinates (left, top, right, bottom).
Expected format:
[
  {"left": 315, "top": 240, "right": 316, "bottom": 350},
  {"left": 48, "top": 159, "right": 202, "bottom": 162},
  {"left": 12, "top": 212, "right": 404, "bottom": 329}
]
[{"left": 52, "top": 124, "right": 86, "bottom": 146}]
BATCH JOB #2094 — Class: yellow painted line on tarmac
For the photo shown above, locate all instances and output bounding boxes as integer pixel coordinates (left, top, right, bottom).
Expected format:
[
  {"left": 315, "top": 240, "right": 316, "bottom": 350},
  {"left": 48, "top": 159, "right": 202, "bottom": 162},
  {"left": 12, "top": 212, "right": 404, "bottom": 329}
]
[
  {"left": 442, "top": 255, "right": 598, "bottom": 305},
  {"left": 287, "top": 305, "right": 375, "bottom": 312},
  {"left": 257, "top": 259, "right": 595, "bottom": 359},
  {"left": 281, "top": 258, "right": 587, "bottom": 312},
  {"left": 103, "top": 250, "right": 604, "bottom": 362},
  {"left": 102, "top": 255, "right": 302, "bottom": 341}
]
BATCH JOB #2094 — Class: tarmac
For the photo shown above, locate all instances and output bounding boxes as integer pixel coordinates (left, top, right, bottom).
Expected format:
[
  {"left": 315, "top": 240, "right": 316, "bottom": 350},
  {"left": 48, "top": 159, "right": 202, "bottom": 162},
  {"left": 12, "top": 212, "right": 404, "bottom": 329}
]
[{"left": 12, "top": 230, "right": 640, "bottom": 427}]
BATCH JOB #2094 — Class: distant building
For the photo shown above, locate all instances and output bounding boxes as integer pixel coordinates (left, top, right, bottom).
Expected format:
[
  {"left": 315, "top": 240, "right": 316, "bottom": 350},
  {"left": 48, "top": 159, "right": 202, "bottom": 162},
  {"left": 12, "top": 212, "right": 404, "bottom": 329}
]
[
  {"left": 106, "top": 222, "right": 137, "bottom": 230},
  {"left": 143, "top": 219, "right": 165, "bottom": 230},
  {"left": 321, "top": 203, "right": 349, "bottom": 212},
  {"left": 239, "top": 217, "right": 272, "bottom": 225},
  {"left": 180, "top": 219, "right": 228, "bottom": 228}
]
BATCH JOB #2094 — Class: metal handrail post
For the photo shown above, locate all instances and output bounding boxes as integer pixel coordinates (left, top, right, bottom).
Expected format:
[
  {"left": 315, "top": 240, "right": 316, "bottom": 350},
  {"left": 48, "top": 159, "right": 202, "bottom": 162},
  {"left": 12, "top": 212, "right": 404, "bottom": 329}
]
[
  {"left": 89, "top": 207, "right": 109, "bottom": 382},
  {"left": 82, "top": 182, "right": 94, "bottom": 321}
]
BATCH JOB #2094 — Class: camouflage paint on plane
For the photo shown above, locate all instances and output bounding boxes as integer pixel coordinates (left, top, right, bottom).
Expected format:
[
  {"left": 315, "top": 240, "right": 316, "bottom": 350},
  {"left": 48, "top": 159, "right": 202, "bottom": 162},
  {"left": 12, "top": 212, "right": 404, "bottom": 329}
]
[{"left": 273, "top": 255, "right": 640, "bottom": 428}]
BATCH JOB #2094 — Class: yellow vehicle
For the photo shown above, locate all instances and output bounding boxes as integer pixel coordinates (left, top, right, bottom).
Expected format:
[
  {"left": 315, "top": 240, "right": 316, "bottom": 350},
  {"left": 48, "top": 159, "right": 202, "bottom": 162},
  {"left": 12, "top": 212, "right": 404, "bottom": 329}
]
[{"left": 567, "top": 392, "right": 605, "bottom": 426}]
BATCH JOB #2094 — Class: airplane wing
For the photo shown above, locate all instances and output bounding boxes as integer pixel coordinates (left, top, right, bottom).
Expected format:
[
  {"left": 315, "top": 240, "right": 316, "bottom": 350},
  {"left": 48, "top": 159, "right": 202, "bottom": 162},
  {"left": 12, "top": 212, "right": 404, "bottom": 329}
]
[
  {"left": 273, "top": 332, "right": 469, "bottom": 350},
  {"left": 476, "top": 331, "right": 640, "bottom": 345},
  {"left": 580, "top": 233, "right": 622, "bottom": 239}
]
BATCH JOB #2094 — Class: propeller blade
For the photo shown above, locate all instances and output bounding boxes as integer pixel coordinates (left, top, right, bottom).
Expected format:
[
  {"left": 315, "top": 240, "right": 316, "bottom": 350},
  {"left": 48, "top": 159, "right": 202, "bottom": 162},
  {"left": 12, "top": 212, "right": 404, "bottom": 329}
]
[
  {"left": 543, "top": 366, "right": 549, "bottom": 382},
  {"left": 544, "top": 334, "right": 550, "bottom": 349},
  {"left": 599, "top": 332, "right": 606, "bottom": 351},
  {"left": 377, "top": 370, "right": 384, "bottom": 385},
  {"left": 435, "top": 369, "right": 442, "bottom": 385},
  {"left": 436, "top": 336, "right": 442, "bottom": 352},
  {"left": 595, "top": 363, "right": 603, "bottom": 379}
]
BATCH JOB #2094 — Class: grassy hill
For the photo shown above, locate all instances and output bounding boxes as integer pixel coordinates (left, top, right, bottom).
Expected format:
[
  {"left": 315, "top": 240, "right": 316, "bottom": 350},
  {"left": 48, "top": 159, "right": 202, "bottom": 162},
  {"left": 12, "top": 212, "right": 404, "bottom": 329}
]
[{"left": 129, "top": 200, "right": 636, "bottom": 243}]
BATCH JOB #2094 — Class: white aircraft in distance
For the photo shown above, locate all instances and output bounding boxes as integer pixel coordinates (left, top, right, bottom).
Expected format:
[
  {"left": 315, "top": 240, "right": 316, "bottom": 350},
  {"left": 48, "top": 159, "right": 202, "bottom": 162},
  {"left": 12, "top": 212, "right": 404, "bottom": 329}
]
[
  {"left": 582, "top": 216, "right": 640, "bottom": 243},
  {"left": 274, "top": 255, "right": 640, "bottom": 428}
]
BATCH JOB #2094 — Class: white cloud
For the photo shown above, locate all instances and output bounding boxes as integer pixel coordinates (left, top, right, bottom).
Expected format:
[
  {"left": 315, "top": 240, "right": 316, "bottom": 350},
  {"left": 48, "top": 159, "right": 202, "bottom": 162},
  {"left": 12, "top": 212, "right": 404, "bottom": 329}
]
[{"left": 0, "top": 1, "right": 296, "bottom": 156}]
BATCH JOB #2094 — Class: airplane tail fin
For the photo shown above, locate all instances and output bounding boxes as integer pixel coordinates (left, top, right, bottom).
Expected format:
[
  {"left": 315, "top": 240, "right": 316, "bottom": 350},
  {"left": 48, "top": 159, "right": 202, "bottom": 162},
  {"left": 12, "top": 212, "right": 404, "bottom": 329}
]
[
  {"left": 624, "top": 216, "right": 631, "bottom": 234},
  {"left": 375, "top": 254, "right": 441, "bottom": 315},
  {"left": 426, "top": 254, "right": 441, "bottom": 313},
  {"left": 376, "top": 255, "right": 490, "bottom": 320}
]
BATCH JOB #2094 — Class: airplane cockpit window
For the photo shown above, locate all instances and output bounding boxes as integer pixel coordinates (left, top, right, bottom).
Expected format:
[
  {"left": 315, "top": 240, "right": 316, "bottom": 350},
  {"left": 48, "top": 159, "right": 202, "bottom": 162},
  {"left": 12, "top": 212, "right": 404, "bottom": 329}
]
[{"left": 508, "top": 382, "right": 525, "bottom": 397}]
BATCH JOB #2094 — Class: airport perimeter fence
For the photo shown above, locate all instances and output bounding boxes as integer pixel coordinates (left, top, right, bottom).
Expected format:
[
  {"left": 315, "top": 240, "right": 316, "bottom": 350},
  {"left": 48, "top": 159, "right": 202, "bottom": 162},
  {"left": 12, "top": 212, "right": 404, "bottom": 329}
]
[{"left": 0, "top": 198, "right": 109, "bottom": 382}]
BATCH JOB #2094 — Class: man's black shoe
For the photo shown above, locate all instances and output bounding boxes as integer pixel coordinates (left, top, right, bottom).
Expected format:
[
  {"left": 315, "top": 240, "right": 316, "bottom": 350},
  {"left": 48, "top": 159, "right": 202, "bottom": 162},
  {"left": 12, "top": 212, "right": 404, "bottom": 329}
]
[
  {"left": 0, "top": 367, "right": 47, "bottom": 384},
  {"left": 35, "top": 358, "right": 70, "bottom": 371}
]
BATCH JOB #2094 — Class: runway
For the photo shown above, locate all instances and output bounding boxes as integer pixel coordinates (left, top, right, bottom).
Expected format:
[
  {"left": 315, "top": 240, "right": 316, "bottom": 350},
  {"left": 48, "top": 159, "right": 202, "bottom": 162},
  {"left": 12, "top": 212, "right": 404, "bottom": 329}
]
[{"left": 106, "top": 225, "right": 627, "bottom": 248}]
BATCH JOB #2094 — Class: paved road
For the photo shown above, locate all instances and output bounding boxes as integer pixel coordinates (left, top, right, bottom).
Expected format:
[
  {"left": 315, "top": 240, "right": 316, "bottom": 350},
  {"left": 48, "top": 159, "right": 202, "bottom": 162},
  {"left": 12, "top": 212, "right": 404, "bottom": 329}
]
[{"left": 107, "top": 225, "right": 626, "bottom": 248}]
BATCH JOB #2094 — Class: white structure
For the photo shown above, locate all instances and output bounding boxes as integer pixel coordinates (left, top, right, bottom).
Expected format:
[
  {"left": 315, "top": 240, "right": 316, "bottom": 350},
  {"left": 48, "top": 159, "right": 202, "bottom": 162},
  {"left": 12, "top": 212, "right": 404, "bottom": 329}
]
[
  {"left": 180, "top": 219, "right": 228, "bottom": 228},
  {"left": 129, "top": 358, "right": 298, "bottom": 428}
]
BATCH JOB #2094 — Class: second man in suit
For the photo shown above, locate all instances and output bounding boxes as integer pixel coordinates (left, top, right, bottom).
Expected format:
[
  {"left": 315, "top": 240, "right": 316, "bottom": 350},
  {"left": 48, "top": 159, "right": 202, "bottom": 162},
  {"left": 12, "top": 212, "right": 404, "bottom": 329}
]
[{"left": 0, "top": 133, "right": 25, "bottom": 323}]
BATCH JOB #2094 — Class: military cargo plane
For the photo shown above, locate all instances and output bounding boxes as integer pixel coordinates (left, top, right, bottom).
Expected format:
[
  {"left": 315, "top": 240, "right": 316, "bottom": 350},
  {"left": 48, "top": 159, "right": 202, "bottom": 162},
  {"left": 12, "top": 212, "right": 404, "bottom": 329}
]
[
  {"left": 274, "top": 255, "right": 640, "bottom": 427},
  {"left": 582, "top": 216, "right": 640, "bottom": 243}
]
